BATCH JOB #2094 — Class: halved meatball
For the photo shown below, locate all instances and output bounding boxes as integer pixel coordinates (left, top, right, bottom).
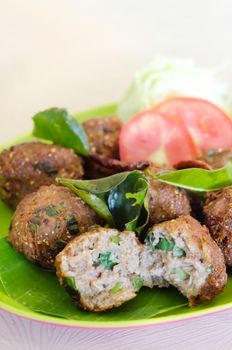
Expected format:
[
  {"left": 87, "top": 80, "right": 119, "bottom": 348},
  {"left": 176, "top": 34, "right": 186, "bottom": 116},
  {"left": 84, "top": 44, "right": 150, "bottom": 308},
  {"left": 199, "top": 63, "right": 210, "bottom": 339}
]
[
  {"left": 0, "top": 142, "right": 84, "bottom": 208},
  {"left": 55, "top": 228, "right": 143, "bottom": 312},
  {"left": 204, "top": 188, "right": 232, "bottom": 267},
  {"left": 140, "top": 215, "right": 227, "bottom": 305},
  {"left": 8, "top": 185, "right": 99, "bottom": 269},
  {"left": 199, "top": 148, "right": 232, "bottom": 169},
  {"left": 82, "top": 116, "right": 122, "bottom": 178},
  {"left": 145, "top": 164, "right": 191, "bottom": 225}
]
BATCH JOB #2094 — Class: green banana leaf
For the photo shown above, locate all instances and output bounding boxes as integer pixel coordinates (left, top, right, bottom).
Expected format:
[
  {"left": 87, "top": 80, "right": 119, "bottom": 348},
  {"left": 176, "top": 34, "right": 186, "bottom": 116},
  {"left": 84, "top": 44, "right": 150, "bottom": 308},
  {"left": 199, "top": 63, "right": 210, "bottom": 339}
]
[{"left": 0, "top": 103, "right": 232, "bottom": 326}]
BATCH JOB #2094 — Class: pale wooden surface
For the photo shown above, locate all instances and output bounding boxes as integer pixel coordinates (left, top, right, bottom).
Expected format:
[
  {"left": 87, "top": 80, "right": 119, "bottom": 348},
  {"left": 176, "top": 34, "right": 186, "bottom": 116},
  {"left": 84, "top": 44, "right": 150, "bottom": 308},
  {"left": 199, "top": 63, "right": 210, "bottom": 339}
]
[{"left": 1, "top": 0, "right": 232, "bottom": 349}]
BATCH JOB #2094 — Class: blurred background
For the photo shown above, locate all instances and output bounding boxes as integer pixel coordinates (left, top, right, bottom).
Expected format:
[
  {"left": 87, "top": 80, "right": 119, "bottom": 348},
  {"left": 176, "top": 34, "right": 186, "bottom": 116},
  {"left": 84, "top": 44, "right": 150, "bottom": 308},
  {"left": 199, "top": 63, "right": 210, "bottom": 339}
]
[{"left": 1, "top": 0, "right": 232, "bottom": 143}]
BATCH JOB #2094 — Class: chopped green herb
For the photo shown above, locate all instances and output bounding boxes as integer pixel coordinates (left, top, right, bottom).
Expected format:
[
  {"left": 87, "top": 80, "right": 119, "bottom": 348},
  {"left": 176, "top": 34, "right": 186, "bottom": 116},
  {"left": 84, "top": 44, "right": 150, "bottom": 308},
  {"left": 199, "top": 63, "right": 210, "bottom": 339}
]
[
  {"left": 173, "top": 246, "right": 186, "bottom": 257},
  {"left": 57, "top": 202, "right": 66, "bottom": 209},
  {"left": 132, "top": 276, "right": 143, "bottom": 291},
  {"left": 98, "top": 252, "right": 118, "bottom": 270},
  {"left": 67, "top": 216, "right": 79, "bottom": 235},
  {"left": 172, "top": 268, "right": 189, "bottom": 281},
  {"left": 44, "top": 205, "right": 59, "bottom": 217},
  {"left": 111, "top": 282, "right": 123, "bottom": 294},
  {"left": 158, "top": 238, "right": 175, "bottom": 252},
  {"left": 34, "top": 161, "right": 58, "bottom": 176},
  {"left": 29, "top": 222, "right": 40, "bottom": 234},
  {"left": 65, "top": 276, "right": 77, "bottom": 290},
  {"left": 110, "top": 236, "right": 121, "bottom": 245},
  {"left": 33, "top": 107, "right": 90, "bottom": 156},
  {"left": 145, "top": 234, "right": 175, "bottom": 252},
  {"left": 144, "top": 232, "right": 160, "bottom": 251},
  {"left": 56, "top": 240, "right": 67, "bottom": 250},
  {"left": 29, "top": 216, "right": 41, "bottom": 234}
]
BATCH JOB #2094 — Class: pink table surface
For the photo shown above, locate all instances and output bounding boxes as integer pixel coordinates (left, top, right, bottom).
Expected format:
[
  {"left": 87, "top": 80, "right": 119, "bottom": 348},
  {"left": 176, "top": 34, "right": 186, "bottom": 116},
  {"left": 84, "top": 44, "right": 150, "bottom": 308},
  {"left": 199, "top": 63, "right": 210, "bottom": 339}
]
[{"left": 0, "top": 308, "right": 232, "bottom": 350}]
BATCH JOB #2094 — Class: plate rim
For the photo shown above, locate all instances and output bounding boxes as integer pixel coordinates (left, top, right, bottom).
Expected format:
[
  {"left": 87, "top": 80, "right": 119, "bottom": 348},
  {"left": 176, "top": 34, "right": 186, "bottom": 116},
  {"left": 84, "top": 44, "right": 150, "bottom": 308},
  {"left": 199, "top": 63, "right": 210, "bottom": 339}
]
[{"left": 1, "top": 298, "right": 232, "bottom": 329}]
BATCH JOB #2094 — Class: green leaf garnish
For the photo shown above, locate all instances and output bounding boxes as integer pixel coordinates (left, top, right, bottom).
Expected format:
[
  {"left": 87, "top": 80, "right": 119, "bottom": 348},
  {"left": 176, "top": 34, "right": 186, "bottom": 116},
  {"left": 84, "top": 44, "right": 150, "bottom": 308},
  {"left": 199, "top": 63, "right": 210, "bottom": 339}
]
[
  {"left": 155, "top": 161, "right": 232, "bottom": 192},
  {"left": 61, "top": 183, "right": 114, "bottom": 226},
  {"left": 65, "top": 276, "right": 77, "bottom": 291},
  {"left": 33, "top": 108, "right": 90, "bottom": 156},
  {"left": 58, "top": 170, "right": 149, "bottom": 234},
  {"left": 110, "top": 236, "right": 121, "bottom": 245},
  {"left": 173, "top": 246, "right": 186, "bottom": 257},
  {"left": 108, "top": 172, "right": 149, "bottom": 233},
  {"left": 58, "top": 172, "right": 132, "bottom": 194},
  {"left": 111, "top": 282, "right": 123, "bottom": 294},
  {"left": 132, "top": 276, "right": 143, "bottom": 291},
  {"left": 98, "top": 252, "right": 118, "bottom": 270}
]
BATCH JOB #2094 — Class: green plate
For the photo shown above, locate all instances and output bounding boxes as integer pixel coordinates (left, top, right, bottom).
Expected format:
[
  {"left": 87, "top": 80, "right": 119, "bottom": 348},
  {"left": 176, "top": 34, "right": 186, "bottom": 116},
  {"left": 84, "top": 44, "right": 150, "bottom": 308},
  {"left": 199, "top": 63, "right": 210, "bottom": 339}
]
[{"left": 0, "top": 104, "right": 232, "bottom": 329}]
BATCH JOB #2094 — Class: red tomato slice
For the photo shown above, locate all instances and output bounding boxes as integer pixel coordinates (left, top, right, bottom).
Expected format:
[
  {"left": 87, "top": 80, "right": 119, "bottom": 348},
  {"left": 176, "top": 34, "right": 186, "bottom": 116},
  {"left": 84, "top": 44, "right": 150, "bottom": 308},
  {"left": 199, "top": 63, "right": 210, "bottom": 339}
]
[
  {"left": 119, "top": 110, "right": 199, "bottom": 166},
  {"left": 154, "top": 97, "right": 232, "bottom": 152}
]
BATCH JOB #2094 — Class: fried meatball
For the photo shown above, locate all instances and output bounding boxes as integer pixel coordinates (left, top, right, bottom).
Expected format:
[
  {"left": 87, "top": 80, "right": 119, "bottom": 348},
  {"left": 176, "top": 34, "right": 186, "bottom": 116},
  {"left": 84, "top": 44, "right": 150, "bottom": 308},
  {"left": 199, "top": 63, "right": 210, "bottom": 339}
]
[
  {"left": 140, "top": 215, "right": 227, "bottom": 305},
  {"left": 199, "top": 148, "right": 232, "bottom": 169},
  {"left": 82, "top": 116, "right": 122, "bottom": 178},
  {"left": 8, "top": 185, "right": 99, "bottom": 269},
  {"left": 145, "top": 164, "right": 191, "bottom": 225},
  {"left": 0, "top": 142, "right": 84, "bottom": 208},
  {"left": 55, "top": 228, "right": 143, "bottom": 312},
  {"left": 204, "top": 188, "right": 232, "bottom": 267}
]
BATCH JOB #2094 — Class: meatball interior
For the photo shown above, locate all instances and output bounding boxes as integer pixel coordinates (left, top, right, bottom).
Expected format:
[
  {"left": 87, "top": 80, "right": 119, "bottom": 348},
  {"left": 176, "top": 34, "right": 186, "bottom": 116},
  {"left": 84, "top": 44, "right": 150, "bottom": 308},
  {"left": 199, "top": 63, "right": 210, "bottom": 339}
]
[
  {"left": 140, "top": 215, "right": 227, "bottom": 304},
  {"left": 55, "top": 228, "right": 143, "bottom": 312},
  {"left": 0, "top": 142, "right": 84, "bottom": 208},
  {"left": 8, "top": 185, "right": 98, "bottom": 269}
]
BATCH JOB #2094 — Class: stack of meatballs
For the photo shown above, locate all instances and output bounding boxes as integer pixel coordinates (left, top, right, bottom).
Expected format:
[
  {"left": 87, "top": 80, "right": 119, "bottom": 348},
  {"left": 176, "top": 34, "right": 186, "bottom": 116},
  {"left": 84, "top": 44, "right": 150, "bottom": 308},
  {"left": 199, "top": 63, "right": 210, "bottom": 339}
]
[{"left": 0, "top": 116, "right": 230, "bottom": 312}]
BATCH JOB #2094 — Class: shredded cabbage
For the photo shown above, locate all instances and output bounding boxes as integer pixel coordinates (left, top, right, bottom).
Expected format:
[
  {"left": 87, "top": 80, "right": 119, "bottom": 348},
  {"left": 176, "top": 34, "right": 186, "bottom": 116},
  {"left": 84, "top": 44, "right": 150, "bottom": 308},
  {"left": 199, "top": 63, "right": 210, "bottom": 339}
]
[{"left": 118, "top": 57, "right": 232, "bottom": 121}]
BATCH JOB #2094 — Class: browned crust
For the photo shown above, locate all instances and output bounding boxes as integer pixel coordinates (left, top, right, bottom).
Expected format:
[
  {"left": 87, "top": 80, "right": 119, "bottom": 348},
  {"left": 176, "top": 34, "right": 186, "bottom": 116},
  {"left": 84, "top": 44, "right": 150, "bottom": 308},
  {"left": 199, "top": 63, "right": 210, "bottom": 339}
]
[
  {"left": 0, "top": 142, "right": 84, "bottom": 208},
  {"left": 8, "top": 185, "right": 99, "bottom": 269},
  {"left": 204, "top": 188, "right": 232, "bottom": 267},
  {"left": 82, "top": 117, "right": 122, "bottom": 158},
  {"left": 83, "top": 117, "right": 122, "bottom": 179},
  {"left": 147, "top": 179, "right": 191, "bottom": 225},
  {"left": 144, "top": 164, "right": 191, "bottom": 225}
]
